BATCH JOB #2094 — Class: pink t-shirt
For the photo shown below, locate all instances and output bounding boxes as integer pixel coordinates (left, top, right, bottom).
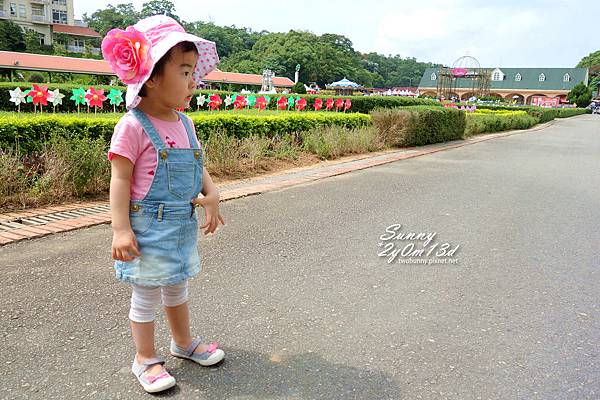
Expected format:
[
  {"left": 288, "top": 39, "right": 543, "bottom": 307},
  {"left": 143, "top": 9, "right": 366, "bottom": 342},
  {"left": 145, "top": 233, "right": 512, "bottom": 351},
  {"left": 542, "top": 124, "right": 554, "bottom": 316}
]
[{"left": 107, "top": 111, "right": 202, "bottom": 200}]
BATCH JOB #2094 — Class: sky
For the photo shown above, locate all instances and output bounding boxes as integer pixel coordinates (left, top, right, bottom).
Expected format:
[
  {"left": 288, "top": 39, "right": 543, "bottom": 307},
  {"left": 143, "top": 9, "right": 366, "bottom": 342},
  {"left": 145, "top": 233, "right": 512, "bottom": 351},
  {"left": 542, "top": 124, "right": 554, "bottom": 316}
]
[{"left": 75, "top": 0, "right": 595, "bottom": 68}]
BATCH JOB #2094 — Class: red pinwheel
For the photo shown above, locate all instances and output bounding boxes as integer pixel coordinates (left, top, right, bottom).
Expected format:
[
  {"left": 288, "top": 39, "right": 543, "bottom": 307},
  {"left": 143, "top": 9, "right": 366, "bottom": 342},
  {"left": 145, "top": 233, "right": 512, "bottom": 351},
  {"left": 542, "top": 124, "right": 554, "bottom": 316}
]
[
  {"left": 233, "top": 95, "right": 247, "bottom": 110},
  {"left": 85, "top": 87, "right": 107, "bottom": 108},
  {"left": 208, "top": 94, "right": 222, "bottom": 110},
  {"left": 295, "top": 97, "right": 307, "bottom": 111},
  {"left": 277, "top": 97, "right": 288, "bottom": 110},
  {"left": 335, "top": 98, "right": 344, "bottom": 111},
  {"left": 325, "top": 98, "right": 334, "bottom": 111},
  {"left": 255, "top": 96, "right": 268, "bottom": 110},
  {"left": 26, "top": 84, "right": 50, "bottom": 107},
  {"left": 344, "top": 98, "right": 352, "bottom": 111},
  {"left": 313, "top": 98, "right": 323, "bottom": 111}
]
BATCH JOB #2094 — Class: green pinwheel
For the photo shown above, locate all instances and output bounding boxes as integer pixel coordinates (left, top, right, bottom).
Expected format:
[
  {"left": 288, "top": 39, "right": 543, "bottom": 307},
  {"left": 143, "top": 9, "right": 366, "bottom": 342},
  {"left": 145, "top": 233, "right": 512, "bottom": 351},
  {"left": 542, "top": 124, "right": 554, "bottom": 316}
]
[
  {"left": 107, "top": 89, "right": 124, "bottom": 106},
  {"left": 287, "top": 96, "right": 296, "bottom": 110},
  {"left": 246, "top": 95, "right": 256, "bottom": 108},
  {"left": 70, "top": 87, "right": 87, "bottom": 112}
]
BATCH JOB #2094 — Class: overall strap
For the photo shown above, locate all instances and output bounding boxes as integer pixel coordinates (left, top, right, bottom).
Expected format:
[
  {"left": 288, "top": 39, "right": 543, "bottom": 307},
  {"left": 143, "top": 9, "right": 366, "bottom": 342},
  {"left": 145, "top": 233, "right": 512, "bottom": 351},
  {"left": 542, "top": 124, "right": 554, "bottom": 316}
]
[
  {"left": 176, "top": 111, "right": 199, "bottom": 150},
  {"left": 130, "top": 108, "right": 165, "bottom": 150}
]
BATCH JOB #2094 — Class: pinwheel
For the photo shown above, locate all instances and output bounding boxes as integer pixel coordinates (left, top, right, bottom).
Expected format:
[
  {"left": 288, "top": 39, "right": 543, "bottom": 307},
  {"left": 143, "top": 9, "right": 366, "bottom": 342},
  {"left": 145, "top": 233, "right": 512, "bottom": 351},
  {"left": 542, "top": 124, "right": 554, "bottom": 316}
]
[
  {"left": 70, "top": 87, "right": 87, "bottom": 113},
  {"left": 233, "top": 95, "right": 247, "bottom": 110},
  {"left": 224, "top": 95, "right": 233, "bottom": 109},
  {"left": 196, "top": 94, "right": 207, "bottom": 110},
  {"left": 335, "top": 98, "right": 344, "bottom": 111},
  {"left": 208, "top": 94, "right": 222, "bottom": 111},
  {"left": 47, "top": 89, "right": 65, "bottom": 112},
  {"left": 313, "top": 98, "right": 323, "bottom": 111},
  {"left": 344, "top": 98, "right": 351, "bottom": 112},
  {"left": 85, "top": 87, "right": 107, "bottom": 114},
  {"left": 107, "top": 89, "right": 124, "bottom": 112},
  {"left": 295, "top": 97, "right": 307, "bottom": 111},
  {"left": 287, "top": 96, "right": 295, "bottom": 110},
  {"left": 277, "top": 96, "right": 288, "bottom": 110},
  {"left": 9, "top": 87, "right": 28, "bottom": 112},
  {"left": 255, "top": 95, "right": 268, "bottom": 110},
  {"left": 325, "top": 98, "right": 334, "bottom": 111},
  {"left": 26, "top": 84, "right": 50, "bottom": 112},
  {"left": 246, "top": 95, "right": 256, "bottom": 109}
]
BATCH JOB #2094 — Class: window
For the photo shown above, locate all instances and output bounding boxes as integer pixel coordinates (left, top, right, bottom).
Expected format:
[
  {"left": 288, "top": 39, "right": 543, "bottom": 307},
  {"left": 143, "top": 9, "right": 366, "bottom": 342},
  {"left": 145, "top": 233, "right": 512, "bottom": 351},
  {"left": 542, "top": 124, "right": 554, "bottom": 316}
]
[
  {"left": 31, "top": 5, "right": 43, "bottom": 16},
  {"left": 563, "top": 73, "right": 570, "bottom": 82},
  {"left": 52, "top": 9, "right": 67, "bottom": 24},
  {"left": 52, "top": 0, "right": 67, "bottom": 4},
  {"left": 431, "top": 72, "right": 437, "bottom": 81},
  {"left": 515, "top": 73, "right": 522, "bottom": 81},
  {"left": 37, "top": 33, "right": 45, "bottom": 45},
  {"left": 9, "top": 2, "right": 16, "bottom": 16},
  {"left": 539, "top": 73, "right": 545, "bottom": 82},
  {"left": 72, "top": 39, "right": 84, "bottom": 47},
  {"left": 492, "top": 71, "right": 501, "bottom": 81}
]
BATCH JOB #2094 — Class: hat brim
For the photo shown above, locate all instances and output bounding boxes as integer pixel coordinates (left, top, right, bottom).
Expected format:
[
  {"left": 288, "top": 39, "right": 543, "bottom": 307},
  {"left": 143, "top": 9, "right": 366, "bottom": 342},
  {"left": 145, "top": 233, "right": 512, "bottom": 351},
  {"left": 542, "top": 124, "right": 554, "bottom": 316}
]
[{"left": 126, "top": 32, "right": 219, "bottom": 109}]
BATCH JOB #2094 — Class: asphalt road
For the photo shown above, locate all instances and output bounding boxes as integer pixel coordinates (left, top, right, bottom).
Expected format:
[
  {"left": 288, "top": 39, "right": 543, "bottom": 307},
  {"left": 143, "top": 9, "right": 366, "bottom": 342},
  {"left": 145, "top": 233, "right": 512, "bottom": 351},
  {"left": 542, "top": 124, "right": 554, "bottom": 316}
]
[{"left": 1, "top": 114, "right": 599, "bottom": 400}]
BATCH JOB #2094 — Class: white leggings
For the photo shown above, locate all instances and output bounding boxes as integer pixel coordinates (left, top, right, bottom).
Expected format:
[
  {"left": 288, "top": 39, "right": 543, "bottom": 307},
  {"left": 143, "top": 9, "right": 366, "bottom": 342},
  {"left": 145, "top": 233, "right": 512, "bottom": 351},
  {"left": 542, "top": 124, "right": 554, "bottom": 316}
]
[{"left": 129, "top": 280, "right": 189, "bottom": 323}]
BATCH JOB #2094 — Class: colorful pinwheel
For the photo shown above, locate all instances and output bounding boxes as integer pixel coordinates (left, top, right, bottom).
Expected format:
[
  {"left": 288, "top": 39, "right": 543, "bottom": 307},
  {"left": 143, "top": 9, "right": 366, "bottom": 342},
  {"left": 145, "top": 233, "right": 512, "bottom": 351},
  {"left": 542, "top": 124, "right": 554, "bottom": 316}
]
[
  {"left": 47, "top": 89, "right": 65, "bottom": 112},
  {"left": 208, "top": 94, "right": 222, "bottom": 111},
  {"left": 295, "top": 97, "right": 307, "bottom": 111},
  {"left": 255, "top": 95, "right": 268, "bottom": 110},
  {"left": 9, "top": 87, "right": 28, "bottom": 112},
  {"left": 277, "top": 96, "right": 288, "bottom": 110},
  {"left": 325, "top": 98, "right": 334, "bottom": 111},
  {"left": 313, "top": 98, "right": 323, "bottom": 111},
  {"left": 85, "top": 87, "right": 107, "bottom": 113}
]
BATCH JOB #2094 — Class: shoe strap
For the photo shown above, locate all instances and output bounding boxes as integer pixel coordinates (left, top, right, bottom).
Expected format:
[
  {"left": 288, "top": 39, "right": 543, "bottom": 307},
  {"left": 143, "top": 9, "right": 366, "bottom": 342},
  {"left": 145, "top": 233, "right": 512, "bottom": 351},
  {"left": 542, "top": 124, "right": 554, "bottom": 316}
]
[{"left": 184, "top": 338, "right": 203, "bottom": 357}]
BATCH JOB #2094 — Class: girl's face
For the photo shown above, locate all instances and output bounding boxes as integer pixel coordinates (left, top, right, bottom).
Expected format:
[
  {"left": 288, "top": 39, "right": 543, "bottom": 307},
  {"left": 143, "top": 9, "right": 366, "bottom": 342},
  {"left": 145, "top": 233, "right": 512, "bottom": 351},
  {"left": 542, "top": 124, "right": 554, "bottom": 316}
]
[{"left": 147, "top": 46, "right": 198, "bottom": 109}]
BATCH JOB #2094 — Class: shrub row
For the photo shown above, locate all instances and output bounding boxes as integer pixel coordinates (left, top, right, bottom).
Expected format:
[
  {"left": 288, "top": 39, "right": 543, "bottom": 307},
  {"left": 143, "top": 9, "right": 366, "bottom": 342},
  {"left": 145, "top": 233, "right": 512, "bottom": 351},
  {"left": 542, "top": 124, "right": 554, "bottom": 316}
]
[
  {"left": 473, "top": 104, "right": 589, "bottom": 123},
  {"left": 465, "top": 111, "right": 538, "bottom": 136},
  {"left": 0, "top": 111, "right": 372, "bottom": 154},
  {"left": 370, "top": 106, "right": 465, "bottom": 147}
]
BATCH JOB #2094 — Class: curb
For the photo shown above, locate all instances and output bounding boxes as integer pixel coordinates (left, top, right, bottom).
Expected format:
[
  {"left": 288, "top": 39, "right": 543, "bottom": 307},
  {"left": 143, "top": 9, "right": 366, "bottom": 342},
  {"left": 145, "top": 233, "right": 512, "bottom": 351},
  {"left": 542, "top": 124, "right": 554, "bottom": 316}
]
[{"left": 0, "top": 120, "right": 555, "bottom": 246}]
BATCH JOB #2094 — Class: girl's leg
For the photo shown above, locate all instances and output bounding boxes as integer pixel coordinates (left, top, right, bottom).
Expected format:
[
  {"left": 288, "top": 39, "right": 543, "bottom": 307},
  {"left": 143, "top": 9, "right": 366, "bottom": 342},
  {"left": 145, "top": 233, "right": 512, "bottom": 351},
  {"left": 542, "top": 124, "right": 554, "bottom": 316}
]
[
  {"left": 162, "top": 280, "right": 211, "bottom": 353},
  {"left": 130, "top": 284, "right": 164, "bottom": 375}
]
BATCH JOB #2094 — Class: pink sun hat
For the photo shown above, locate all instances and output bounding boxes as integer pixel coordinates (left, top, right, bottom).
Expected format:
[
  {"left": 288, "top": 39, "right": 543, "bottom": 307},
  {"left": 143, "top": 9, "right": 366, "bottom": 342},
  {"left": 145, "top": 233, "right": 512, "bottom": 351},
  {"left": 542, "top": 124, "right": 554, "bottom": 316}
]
[{"left": 101, "top": 15, "right": 219, "bottom": 109}]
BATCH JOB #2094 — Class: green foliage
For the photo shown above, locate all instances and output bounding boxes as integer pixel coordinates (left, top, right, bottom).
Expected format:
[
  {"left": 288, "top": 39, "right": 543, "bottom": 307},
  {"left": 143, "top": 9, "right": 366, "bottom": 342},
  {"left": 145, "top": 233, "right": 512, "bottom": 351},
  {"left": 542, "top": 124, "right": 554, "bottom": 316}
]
[
  {"left": 293, "top": 82, "right": 307, "bottom": 94},
  {"left": 465, "top": 111, "right": 538, "bottom": 136},
  {"left": 567, "top": 82, "right": 593, "bottom": 108},
  {"left": 0, "top": 111, "right": 371, "bottom": 155},
  {"left": 577, "top": 50, "right": 600, "bottom": 68},
  {"left": 0, "top": 20, "right": 25, "bottom": 52},
  {"left": 370, "top": 106, "right": 465, "bottom": 147}
]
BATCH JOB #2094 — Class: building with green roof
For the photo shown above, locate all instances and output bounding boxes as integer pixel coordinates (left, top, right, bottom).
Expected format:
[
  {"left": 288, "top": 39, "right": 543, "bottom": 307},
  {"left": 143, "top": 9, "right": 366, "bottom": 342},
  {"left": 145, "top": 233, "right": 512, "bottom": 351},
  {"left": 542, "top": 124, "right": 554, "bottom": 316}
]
[{"left": 418, "top": 67, "right": 589, "bottom": 104}]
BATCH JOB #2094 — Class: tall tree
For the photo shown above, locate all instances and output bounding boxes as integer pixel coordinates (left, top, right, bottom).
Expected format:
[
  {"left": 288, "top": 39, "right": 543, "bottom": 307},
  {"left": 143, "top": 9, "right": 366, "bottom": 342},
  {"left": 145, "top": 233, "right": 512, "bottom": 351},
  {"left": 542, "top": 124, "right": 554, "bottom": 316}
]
[{"left": 0, "top": 20, "right": 25, "bottom": 52}]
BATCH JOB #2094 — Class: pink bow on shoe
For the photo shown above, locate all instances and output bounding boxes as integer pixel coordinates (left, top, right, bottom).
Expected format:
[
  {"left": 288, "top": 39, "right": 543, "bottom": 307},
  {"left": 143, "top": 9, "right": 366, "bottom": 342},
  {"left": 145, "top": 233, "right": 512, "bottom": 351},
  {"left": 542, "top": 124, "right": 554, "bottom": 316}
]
[
  {"left": 146, "top": 372, "right": 171, "bottom": 384},
  {"left": 206, "top": 342, "right": 219, "bottom": 354}
]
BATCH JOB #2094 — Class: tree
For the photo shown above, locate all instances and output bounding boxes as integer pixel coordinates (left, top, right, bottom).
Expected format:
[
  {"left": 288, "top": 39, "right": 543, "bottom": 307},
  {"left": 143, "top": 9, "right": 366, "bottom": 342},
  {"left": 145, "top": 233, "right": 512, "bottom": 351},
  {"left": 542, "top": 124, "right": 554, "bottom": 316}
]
[
  {"left": 83, "top": 4, "right": 139, "bottom": 36},
  {"left": 577, "top": 50, "right": 600, "bottom": 68},
  {"left": 0, "top": 20, "right": 25, "bottom": 52},
  {"left": 567, "top": 82, "right": 592, "bottom": 108},
  {"left": 140, "top": 0, "right": 179, "bottom": 22},
  {"left": 292, "top": 82, "right": 306, "bottom": 94}
]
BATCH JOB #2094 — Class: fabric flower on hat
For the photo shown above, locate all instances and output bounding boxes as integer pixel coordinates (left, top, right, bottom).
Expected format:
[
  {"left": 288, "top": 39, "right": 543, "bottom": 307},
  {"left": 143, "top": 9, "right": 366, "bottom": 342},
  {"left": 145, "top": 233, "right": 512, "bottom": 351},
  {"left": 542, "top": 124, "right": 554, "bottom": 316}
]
[{"left": 101, "top": 26, "right": 153, "bottom": 85}]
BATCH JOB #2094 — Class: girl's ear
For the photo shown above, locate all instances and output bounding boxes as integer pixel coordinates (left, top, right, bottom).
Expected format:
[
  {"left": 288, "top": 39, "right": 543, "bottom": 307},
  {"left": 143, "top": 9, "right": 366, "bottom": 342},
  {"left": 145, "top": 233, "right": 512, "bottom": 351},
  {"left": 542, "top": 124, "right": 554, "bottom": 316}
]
[{"left": 144, "top": 77, "right": 157, "bottom": 90}]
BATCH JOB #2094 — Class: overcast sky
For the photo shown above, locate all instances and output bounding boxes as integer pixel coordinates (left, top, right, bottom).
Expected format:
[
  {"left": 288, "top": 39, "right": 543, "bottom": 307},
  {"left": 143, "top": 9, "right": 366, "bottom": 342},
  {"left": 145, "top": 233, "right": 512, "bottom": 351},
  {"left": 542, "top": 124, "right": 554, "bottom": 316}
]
[{"left": 75, "top": 0, "right": 595, "bottom": 68}]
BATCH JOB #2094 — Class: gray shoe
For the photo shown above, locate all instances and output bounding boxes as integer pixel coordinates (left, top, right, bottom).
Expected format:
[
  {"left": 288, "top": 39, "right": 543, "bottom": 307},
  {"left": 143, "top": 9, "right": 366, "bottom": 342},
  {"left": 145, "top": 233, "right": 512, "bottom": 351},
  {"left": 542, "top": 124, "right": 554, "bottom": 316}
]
[
  {"left": 131, "top": 355, "right": 176, "bottom": 393},
  {"left": 170, "top": 338, "right": 225, "bottom": 366}
]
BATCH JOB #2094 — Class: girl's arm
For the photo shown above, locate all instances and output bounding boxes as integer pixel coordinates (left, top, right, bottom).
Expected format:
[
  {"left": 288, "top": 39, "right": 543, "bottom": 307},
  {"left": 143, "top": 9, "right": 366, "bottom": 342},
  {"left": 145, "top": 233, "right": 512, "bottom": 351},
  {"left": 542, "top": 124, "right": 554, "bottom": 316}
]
[
  {"left": 192, "top": 167, "right": 225, "bottom": 234},
  {"left": 110, "top": 155, "right": 140, "bottom": 261}
]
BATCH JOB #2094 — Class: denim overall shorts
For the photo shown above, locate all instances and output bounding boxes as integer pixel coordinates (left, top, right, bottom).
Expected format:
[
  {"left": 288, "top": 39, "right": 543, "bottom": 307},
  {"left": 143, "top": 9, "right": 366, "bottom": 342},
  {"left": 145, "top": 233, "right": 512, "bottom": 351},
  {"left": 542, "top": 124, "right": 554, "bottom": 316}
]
[{"left": 114, "top": 107, "right": 203, "bottom": 287}]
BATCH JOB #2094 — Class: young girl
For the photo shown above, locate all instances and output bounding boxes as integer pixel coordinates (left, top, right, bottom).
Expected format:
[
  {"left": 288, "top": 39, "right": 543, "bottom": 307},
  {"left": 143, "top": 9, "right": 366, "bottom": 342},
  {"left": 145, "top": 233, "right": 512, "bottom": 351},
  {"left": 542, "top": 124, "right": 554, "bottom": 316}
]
[{"left": 102, "top": 15, "right": 225, "bottom": 393}]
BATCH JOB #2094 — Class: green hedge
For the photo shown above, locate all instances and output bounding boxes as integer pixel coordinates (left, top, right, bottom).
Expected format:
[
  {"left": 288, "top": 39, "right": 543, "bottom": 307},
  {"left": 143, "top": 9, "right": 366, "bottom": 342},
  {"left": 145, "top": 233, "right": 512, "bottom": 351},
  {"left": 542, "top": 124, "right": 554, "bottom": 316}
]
[
  {"left": 0, "top": 81, "right": 439, "bottom": 114},
  {"left": 465, "top": 111, "right": 538, "bottom": 136},
  {"left": 370, "top": 106, "right": 465, "bottom": 147},
  {"left": 0, "top": 111, "right": 371, "bottom": 154},
  {"left": 473, "top": 104, "right": 588, "bottom": 123}
]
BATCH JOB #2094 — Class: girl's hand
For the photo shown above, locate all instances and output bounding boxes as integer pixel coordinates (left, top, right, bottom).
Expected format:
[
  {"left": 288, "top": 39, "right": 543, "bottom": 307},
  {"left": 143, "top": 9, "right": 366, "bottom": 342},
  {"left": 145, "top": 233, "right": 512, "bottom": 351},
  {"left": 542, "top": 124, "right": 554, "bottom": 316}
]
[
  {"left": 191, "top": 193, "right": 225, "bottom": 235},
  {"left": 111, "top": 228, "right": 141, "bottom": 261}
]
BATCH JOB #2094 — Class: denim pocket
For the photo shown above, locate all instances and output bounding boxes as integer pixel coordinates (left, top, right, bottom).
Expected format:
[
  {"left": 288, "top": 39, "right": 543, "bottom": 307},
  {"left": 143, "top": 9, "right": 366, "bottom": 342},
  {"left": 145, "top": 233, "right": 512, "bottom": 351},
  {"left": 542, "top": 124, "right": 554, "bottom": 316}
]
[
  {"left": 167, "top": 161, "right": 197, "bottom": 198},
  {"left": 129, "top": 213, "right": 154, "bottom": 235}
]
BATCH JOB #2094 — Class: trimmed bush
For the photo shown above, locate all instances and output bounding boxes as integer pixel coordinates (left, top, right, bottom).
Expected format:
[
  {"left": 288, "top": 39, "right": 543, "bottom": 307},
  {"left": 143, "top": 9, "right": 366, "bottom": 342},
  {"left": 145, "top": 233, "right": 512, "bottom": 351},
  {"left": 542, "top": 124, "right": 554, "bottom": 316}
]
[
  {"left": 0, "top": 111, "right": 372, "bottom": 154},
  {"left": 465, "top": 111, "right": 538, "bottom": 136},
  {"left": 370, "top": 106, "right": 465, "bottom": 147},
  {"left": 472, "top": 104, "right": 588, "bottom": 122}
]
